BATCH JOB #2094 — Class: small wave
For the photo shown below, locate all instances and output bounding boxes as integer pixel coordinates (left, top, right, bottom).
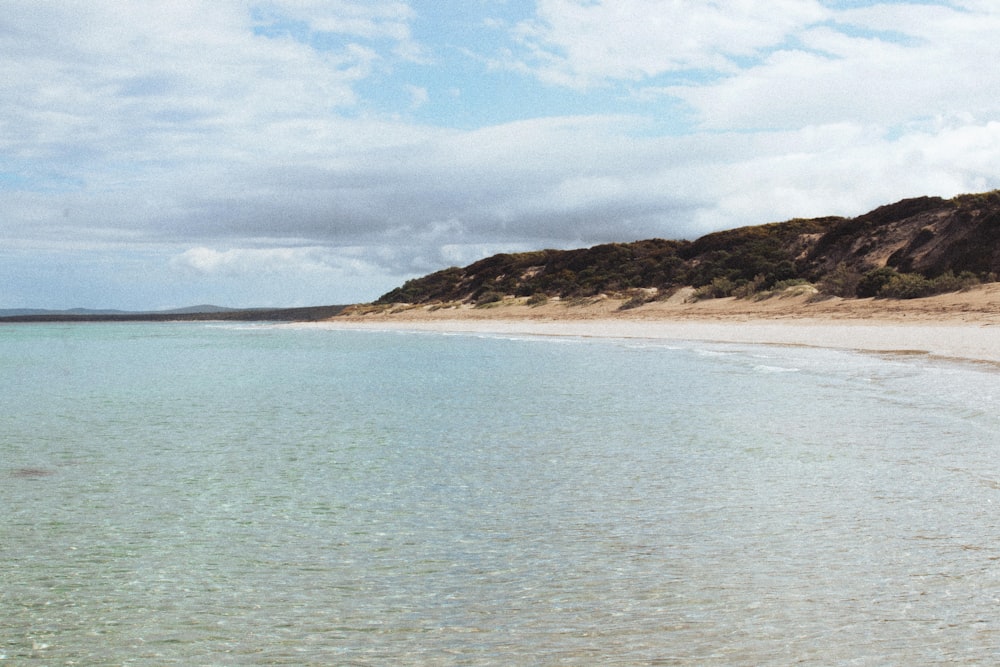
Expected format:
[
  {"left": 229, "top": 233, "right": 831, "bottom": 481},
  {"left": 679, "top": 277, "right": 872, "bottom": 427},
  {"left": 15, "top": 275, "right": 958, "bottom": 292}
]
[
  {"left": 693, "top": 348, "right": 733, "bottom": 358},
  {"left": 203, "top": 323, "right": 275, "bottom": 331},
  {"left": 753, "top": 364, "right": 800, "bottom": 374}
]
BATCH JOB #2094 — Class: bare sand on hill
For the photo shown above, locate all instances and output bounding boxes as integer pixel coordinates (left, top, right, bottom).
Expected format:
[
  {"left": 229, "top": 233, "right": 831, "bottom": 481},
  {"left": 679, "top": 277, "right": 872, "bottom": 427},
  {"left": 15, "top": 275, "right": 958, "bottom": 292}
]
[{"left": 317, "top": 284, "right": 1000, "bottom": 364}]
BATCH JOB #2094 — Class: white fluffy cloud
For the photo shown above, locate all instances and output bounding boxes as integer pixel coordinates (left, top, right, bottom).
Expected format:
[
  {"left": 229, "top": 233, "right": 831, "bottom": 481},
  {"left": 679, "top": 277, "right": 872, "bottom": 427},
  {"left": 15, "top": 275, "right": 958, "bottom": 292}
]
[
  {"left": 511, "top": 0, "right": 829, "bottom": 88},
  {"left": 3, "top": 0, "right": 1000, "bottom": 308},
  {"left": 0, "top": 0, "right": 413, "bottom": 175},
  {"left": 670, "top": 4, "right": 1000, "bottom": 130},
  {"left": 173, "top": 247, "right": 325, "bottom": 276}
]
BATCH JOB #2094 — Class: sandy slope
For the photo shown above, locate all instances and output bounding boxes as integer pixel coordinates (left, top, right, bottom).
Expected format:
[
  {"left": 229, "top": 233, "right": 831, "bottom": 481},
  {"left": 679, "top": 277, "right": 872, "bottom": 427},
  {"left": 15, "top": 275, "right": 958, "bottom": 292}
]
[{"left": 318, "top": 284, "right": 1000, "bottom": 364}]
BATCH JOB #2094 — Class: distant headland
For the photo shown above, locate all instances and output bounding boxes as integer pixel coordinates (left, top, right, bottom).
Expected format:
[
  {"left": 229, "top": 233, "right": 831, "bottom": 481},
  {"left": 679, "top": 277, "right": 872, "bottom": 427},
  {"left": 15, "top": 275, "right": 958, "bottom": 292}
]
[{"left": 0, "top": 305, "right": 347, "bottom": 323}]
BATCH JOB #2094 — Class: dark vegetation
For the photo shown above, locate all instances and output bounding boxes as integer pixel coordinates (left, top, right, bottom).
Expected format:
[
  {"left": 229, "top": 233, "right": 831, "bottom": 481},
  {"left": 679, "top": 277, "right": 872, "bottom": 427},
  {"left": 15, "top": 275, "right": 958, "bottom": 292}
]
[{"left": 377, "top": 190, "right": 1000, "bottom": 304}]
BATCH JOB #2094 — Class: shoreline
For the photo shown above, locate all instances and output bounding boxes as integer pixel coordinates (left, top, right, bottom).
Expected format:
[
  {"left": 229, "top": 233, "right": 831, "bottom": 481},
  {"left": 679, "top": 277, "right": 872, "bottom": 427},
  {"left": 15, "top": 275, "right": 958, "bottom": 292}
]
[
  {"left": 313, "top": 284, "right": 1000, "bottom": 364},
  {"left": 311, "top": 317, "right": 1000, "bottom": 365}
]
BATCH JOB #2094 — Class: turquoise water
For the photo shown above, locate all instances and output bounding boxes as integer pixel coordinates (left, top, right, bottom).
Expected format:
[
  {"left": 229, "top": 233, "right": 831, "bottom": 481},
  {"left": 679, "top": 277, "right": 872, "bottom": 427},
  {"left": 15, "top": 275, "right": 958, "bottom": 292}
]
[{"left": 4, "top": 322, "right": 1000, "bottom": 664}]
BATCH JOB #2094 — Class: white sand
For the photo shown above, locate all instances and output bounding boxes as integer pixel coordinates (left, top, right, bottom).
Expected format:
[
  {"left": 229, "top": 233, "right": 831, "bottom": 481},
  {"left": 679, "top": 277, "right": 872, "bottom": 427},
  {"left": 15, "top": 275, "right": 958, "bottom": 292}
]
[{"left": 307, "top": 318, "right": 1000, "bottom": 365}]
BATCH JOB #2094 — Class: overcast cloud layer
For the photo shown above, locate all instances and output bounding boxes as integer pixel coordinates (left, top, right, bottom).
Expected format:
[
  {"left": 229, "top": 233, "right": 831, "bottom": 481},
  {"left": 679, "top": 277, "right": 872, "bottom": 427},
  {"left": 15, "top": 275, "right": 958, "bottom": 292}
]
[{"left": 3, "top": 0, "right": 1000, "bottom": 308}]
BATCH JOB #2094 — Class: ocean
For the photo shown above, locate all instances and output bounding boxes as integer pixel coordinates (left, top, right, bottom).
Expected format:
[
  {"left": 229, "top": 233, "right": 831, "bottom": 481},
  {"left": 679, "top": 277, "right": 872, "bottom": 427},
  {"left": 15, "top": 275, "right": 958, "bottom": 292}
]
[{"left": 3, "top": 322, "right": 1000, "bottom": 665}]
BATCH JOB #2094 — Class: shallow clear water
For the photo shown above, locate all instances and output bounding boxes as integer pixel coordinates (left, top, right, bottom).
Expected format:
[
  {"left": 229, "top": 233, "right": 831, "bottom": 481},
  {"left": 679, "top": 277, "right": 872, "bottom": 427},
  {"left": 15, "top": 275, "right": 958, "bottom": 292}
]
[{"left": 3, "top": 322, "right": 1000, "bottom": 664}]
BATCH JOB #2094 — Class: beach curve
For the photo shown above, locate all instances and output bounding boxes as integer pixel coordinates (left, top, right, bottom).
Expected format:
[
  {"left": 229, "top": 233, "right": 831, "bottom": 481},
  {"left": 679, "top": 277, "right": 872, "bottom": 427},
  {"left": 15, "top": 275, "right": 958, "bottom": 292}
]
[{"left": 309, "top": 285, "right": 1000, "bottom": 364}]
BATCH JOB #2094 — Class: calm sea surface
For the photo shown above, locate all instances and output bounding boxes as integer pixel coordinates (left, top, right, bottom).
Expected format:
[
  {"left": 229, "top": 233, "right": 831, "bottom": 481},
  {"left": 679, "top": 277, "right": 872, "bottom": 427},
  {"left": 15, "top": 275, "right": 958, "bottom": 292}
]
[{"left": 4, "top": 322, "right": 1000, "bottom": 665}]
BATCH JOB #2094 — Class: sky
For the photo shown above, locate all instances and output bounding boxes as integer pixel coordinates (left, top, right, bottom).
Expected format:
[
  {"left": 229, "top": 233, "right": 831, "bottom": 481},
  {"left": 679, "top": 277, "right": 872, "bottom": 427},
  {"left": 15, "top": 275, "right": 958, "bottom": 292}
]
[{"left": 3, "top": 0, "right": 1000, "bottom": 309}]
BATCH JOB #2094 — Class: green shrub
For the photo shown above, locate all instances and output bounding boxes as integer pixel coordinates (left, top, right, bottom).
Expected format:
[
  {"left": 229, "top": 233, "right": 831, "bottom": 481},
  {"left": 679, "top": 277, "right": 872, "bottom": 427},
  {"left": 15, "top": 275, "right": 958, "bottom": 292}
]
[
  {"left": 474, "top": 290, "right": 504, "bottom": 306},
  {"left": 818, "top": 263, "right": 862, "bottom": 297},
  {"left": 876, "top": 271, "right": 976, "bottom": 299},
  {"left": 874, "top": 270, "right": 981, "bottom": 299},
  {"left": 771, "top": 278, "right": 809, "bottom": 290},
  {"left": 526, "top": 292, "right": 549, "bottom": 306},
  {"left": 694, "top": 276, "right": 736, "bottom": 299},
  {"left": 619, "top": 292, "right": 652, "bottom": 310},
  {"left": 731, "top": 274, "right": 767, "bottom": 299},
  {"left": 878, "top": 273, "right": 935, "bottom": 299},
  {"left": 857, "top": 267, "right": 899, "bottom": 298},
  {"left": 929, "top": 270, "right": 980, "bottom": 293}
]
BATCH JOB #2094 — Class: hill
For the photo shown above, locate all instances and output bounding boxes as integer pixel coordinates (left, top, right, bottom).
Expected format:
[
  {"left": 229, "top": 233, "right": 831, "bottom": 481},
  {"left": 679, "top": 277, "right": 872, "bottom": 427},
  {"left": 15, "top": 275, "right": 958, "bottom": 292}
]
[{"left": 375, "top": 190, "right": 1000, "bottom": 305}]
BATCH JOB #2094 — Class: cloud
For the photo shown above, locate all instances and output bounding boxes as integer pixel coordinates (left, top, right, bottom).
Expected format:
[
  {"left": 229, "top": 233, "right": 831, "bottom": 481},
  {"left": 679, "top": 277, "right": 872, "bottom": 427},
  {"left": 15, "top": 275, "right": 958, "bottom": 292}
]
[
  {"left": 169, "top": 243, "right": 445, "bottom": 280},
  {"left": 508, "top": 0, "right": 829, "bottom": 88},
  {"left": 0, "top": 1, "right": 413, "bottom": 171},
  {"left": 405, "top": 84, "right": 429, "bottom": 109},
  {"left": 173, "top": 247, "right": 316, "bottom": 276},
  {"left": 7, "top": 109, "right": 1000, "bottom": 263},
  {"left": 0, "top": 1, "right": 426, "bottom": 237},
  {"left": 3, "top": 0, "right": 1000, "bottom": 308},
  {"left": 669, "top": 4, "right": 1000, "bottom": 130},
  {"left": 502, "top": 1, "right": 1000, "bottom": 132},
  {"left": 7, "top": 1, "right": 994, "bottom": 248},
  {"left": 267, "top": 0, "right": 415, "bottom": 39},
  {"left": 166, "top": 245, "right": 406, "bottom": 306}
]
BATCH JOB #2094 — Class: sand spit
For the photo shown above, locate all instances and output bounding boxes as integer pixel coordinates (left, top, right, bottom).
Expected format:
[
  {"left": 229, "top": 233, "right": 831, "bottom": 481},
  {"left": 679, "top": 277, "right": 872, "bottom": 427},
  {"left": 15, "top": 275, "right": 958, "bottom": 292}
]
[{"left": 313, "top": 284, "right": 1000, "bottom": 364}]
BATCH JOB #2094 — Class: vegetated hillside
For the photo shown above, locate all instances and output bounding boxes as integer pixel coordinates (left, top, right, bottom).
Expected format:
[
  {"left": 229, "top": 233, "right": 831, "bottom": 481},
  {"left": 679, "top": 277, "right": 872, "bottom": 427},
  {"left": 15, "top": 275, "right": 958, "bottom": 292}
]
[{"left": 376, "top": 190, "right": 1000, "bottom": 304}]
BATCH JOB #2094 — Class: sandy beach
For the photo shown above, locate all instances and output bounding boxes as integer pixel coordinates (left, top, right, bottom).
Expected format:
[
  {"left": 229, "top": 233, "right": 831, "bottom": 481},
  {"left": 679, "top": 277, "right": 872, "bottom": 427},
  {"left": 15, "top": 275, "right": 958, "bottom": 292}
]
[{"left": 319, "top": 283, "right": 1000, "bottom": 364}]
